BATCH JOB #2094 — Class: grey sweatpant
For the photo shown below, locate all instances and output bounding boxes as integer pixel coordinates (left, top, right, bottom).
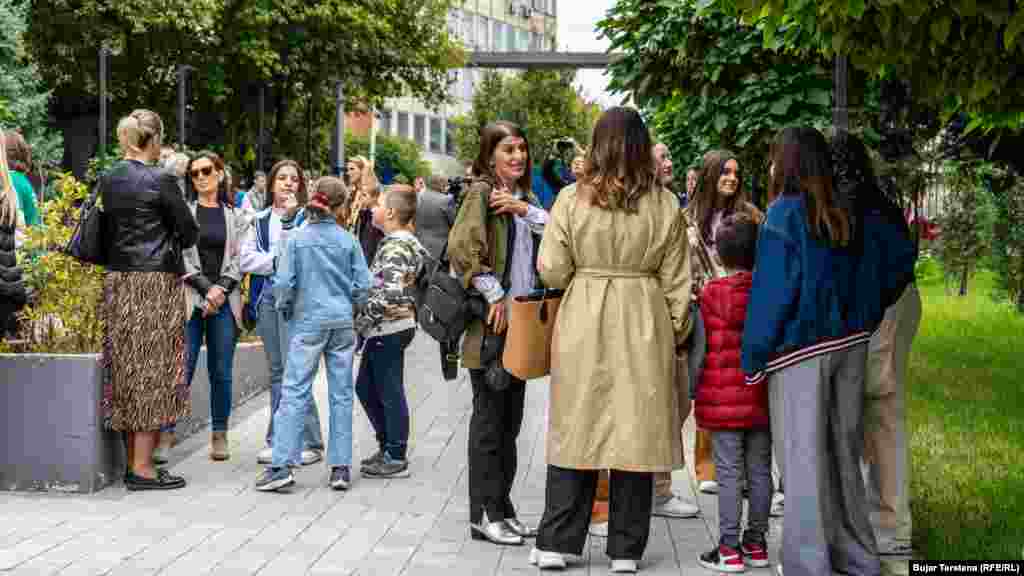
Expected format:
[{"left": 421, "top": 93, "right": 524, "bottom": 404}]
[
  {"left": 711, "top": 428, "right": 772, "bottom": 549},
  {"left": 770, "top": 343, "right": 880, "bottom": 576}
]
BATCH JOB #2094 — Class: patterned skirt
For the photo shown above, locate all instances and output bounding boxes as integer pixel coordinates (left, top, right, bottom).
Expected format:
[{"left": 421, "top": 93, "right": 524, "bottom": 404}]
[{"left": 102, "top": 271, "right": 190, "bottom": 431}]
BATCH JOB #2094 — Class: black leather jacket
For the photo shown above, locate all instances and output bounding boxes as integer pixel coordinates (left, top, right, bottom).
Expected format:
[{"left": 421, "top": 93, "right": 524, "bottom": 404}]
[
  {"left": 0, "top": 223, "right": 26, "bottom": 336},
  {"left": 101, "top": 159, "right": 198, "bottom": 273}
]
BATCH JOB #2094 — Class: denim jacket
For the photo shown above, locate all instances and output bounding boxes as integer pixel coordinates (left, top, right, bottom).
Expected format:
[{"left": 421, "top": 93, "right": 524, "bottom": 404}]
[{"left": 273, "top": 218, "right": 371, "bottom": 331}]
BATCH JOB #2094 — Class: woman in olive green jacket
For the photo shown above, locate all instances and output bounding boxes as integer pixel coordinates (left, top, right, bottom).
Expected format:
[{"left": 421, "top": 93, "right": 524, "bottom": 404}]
[{"left": 448, "top": 121, "right": 548, "bottom": 547}]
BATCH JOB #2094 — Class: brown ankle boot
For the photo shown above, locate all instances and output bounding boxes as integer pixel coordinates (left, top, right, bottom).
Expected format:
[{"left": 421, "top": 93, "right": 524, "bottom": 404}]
[{"left": 210, "top": 431, "right": 230, "bottom": 461}]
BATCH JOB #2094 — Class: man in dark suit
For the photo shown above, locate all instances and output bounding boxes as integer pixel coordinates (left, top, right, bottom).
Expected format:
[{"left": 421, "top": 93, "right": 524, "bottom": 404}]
[{"left": 414, "top": 175, "right": 454, "bottom": 261}]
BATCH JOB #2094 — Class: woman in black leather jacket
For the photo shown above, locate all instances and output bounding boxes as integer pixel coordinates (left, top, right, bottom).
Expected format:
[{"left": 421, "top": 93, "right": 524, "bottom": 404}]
[
  {"left": 0, "top": 138, "right": 26, "bottom": 338},
  {"left": 101, "top": 109, "right": 199, "bottom": 491}
]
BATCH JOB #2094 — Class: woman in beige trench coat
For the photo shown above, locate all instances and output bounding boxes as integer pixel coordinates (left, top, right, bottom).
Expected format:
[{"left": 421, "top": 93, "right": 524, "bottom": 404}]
[{"left": 530, "top": 108, "right": 692, "bottom": 573}]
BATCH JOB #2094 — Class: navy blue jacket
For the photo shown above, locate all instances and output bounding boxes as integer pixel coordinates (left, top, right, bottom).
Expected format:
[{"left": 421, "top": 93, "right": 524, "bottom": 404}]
[{"left": 741, "top": 196, "right": 866, "bottom": 383}]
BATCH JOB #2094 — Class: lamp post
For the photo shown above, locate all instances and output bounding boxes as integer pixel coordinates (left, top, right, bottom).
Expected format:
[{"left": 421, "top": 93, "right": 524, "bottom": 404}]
[
  {"left": 833, "top": 55, "right": 849, "bottom": 130},
  {"left": 98, "top": 46, "right": 109, "bottom": 157},
  {"left": 334, "top": 80, "right": 345, "bottom": 176},
  {"left": 177, "top": 65, "right": 194, "bottom": 149},
  {"left": 257, "top": 84, "right": 265, "bottom": 172},
  {"left": 369, "top": 107, "right": 377, "bottom": 164}
]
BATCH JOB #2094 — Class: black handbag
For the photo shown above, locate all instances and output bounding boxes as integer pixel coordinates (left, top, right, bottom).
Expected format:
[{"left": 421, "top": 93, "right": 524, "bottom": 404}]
[
  {"left": 415, "top": 241, "right": 469, "bottom": 344},
  {"left": 65, "top": 182, "right": 107, "bottom": 266}
]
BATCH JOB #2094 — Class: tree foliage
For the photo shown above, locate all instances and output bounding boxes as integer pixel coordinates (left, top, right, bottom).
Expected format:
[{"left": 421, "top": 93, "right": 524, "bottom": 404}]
[
  {"left": 343, "top": 131, "right": 431, "bottom": 183},
  {"left": 0, "top": 0, "right": 62, "bottom": 165},
  {"left": 937, "top": 161, "right": 991, "bottom": 296},
  {"left": 451, "top": 70, "right": 599, "bottom": 166},
  {"left": 717, "top": 0, "right": 1024, "bottom": 116},
  {"left": 598, "top": 0, "right": 837, "bottom": 203},
  {"left": 26, "top": 0, "right": 463, "bottom": 168},
  {"left": 979, "top": 166, "right": 1024, "bottom": 310}
]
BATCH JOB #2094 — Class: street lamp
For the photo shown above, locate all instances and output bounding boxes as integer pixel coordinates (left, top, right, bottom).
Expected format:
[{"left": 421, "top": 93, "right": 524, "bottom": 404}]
[
  {"left": 98, "top": 46, "right": 109, "bottom": 156},
  {"left": 334, "top": 80, "right": 345, "bottom": 176},
  {"left": 177, "top": 65, "right": 194, "bottom": 149}
]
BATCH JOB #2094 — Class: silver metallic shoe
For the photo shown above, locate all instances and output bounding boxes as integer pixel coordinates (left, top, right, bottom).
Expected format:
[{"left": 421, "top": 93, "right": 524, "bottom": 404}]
[
  {"left": 470, "top": 520, "right": 524, "bottom": 546},
  {"left": 504, "top": 518, "right": 537, "bottom": 538}
]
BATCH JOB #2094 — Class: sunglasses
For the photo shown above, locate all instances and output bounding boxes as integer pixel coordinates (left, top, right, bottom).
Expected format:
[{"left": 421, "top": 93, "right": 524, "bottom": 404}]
[{"left": 190, "top": 166, "right": 214, "bottom": 179}]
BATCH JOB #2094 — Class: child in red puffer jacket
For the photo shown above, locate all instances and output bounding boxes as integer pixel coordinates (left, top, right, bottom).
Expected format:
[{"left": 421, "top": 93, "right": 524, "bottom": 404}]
[{"left": 695, "top": 214, "right": 772, "bottom": 574}]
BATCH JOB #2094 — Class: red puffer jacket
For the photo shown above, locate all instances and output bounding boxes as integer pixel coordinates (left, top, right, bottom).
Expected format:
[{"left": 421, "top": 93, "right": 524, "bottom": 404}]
[{"left": 695, "top": 272, "right": 769, "bottom": 430}]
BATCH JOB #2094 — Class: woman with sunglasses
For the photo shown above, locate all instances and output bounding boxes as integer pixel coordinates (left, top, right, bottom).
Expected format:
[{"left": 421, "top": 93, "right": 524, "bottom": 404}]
[{"left": 160, "top": 151, "right": 246, "bottom": 462}]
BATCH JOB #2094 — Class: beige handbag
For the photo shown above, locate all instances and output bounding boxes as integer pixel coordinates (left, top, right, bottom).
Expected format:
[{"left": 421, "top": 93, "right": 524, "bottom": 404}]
[{"left": 502, "top": 288, "right": 563, "bottom": 380}]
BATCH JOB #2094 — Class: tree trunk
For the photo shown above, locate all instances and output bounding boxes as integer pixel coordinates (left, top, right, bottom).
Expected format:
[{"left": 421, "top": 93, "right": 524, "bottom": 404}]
[{"left": 959, "top": 264, "right": 969, "bottom": 296}]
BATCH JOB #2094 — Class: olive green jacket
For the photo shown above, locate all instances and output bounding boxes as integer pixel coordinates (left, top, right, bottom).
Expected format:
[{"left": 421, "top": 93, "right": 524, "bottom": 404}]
[{"left": 447, "top": 178, "right": 540, "bottom": 369}]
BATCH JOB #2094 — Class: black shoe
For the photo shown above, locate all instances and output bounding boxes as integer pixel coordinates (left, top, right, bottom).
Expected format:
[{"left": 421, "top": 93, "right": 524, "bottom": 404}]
[
  {"left": 360, "top": 450, "right": 385, "bottom": 467},
  {"left": 330, "top": 466, "right": 351, "bottom": 490},
  {"left": 362, "top": 457, "right": 410, "bottom": 478},
  {"left": 125, "top": 469, "right": 186, "bottom": 491}
]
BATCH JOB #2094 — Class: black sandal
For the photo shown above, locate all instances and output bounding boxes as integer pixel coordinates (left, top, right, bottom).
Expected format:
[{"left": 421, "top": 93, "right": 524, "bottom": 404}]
[{"left": 125, "top": 469, "right": 186, "bottom": 491}]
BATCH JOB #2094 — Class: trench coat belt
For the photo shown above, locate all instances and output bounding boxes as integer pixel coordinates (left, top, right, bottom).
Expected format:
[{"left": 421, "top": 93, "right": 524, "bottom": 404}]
[{"left": 575, "top": 267, "right": 656, "bottom": 279}]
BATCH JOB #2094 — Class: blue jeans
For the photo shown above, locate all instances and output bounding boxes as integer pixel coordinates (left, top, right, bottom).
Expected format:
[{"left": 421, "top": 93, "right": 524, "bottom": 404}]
[
  {"left": 272, "top": 325, "right": 355, "bottom": 468},
  {"left": 355, "top": 328, "right": 415, "bottom": 461},
  {"left": 257, "top": 298, "right": 324, "bottom": 450},
  {"left": 163, "top": 304, "right": 238, "bottom": 433}
]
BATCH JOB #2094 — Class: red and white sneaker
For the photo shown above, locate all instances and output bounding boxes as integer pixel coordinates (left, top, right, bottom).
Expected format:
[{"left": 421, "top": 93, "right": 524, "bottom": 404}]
[
  {"left": 698, "top": 544, "right": 745, "bottom": 573},
  {"left": 741, "top": 541, "right": 770, "bottom": 568}
]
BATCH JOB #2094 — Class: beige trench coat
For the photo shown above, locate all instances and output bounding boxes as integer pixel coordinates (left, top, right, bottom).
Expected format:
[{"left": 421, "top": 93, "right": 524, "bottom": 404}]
[{"left": 538, "top": 185, "right": 693, "bottom": 472}]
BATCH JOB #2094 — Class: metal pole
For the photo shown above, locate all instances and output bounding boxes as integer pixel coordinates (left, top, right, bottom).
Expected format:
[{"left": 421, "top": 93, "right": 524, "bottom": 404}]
[
  {"left": 257, "top": 84, "right": 265, "bottom": 172},
  {"left": 369, "top": 108, "right": 377, "bottom": 164},
  {"left": 833, "top": 55, "right": 849, "bottom": 130},
  {"left": 98, "top": 46, "right": 107, "bottom": 157},
  {"left": 177, "top": 66, "right": 188, "bottom": 148},
  {"left": 334, "top": 80, "right": 345, "bottom": 176}
]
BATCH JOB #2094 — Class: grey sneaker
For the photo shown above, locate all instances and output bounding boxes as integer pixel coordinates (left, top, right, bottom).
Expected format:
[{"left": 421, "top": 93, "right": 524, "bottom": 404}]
[
  {"left": 255, "top": 467, "right": 294, "bottom": 492},
  {"left": 329, "top": 466, "right": 351, "bottom": 490},
  {"left": 360, "top": 450, "right": 385, "bottom": 467},
  {"left": 362, "top": 456, "right": 410, "bottom": 479},
  {"left": 300, "top": 449, "right": 323, "bottom": 466}
]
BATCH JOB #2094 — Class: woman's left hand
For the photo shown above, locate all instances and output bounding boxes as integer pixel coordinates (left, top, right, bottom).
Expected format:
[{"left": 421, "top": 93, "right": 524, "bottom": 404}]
[{"left": 490, "top": 188, "right": 528, "bottom": 217}]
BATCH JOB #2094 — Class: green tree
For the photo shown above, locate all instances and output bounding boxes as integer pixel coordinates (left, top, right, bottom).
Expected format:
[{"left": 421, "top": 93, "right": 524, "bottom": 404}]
[
  {"left": 451, "top": 69, "right": 599, "bottom": 166},
  {"left": 598, "top": 0, "right": 839, "bottom": 203},
  {"left": 0, "top": 0, "right": 62, "bottom": 165},
  {"left": 937, "top": 161, "right": 991, "bottom": 296},
  {"left": 716, "top": 0, "right": 1024, "bottom": 116},
  {"left": 343, "top": 131, "right": 431, "bottom": 183},
  {"left": 26, "top": 0, "right": 463, "bottom": 167}
]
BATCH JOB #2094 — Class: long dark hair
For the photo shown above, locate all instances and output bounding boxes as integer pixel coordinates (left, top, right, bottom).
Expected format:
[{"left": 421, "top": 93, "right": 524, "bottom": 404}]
[
  {"left": 472, "top": 121, "right": 532, "bottom": 193},
  {"left": 769, "top": 127, "right": 849, "bottom": 247},
  {"left": 581, "top": 106, "right": 656, "bottom": 213},
  {"left": 688, "top": 149, "right": 747, "bottom": 244},
  {"left": 267, "top": 159, "right": 308, "bottom": 209},
  {"left": 185, "top": 151, "right": 233, "bottom": 207}
]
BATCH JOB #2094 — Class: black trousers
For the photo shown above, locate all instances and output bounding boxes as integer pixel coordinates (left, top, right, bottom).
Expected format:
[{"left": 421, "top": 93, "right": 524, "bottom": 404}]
[
  {"left": 536, "top": 466, "right": 654, "bottom": 560},
  {"left": 468, "top": 368, "right": 526, "bottom": 525}
]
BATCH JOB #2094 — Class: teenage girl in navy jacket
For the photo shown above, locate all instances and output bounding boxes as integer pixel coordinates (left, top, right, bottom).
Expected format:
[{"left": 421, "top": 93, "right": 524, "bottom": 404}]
[{"left": 742, "top": 127, "right": 879, "bottom": 576}]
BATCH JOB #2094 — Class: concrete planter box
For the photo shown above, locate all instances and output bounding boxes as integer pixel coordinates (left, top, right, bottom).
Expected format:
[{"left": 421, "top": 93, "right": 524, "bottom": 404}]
[{"left": 0, "top": 342, "right": 267, "bottom": 493}]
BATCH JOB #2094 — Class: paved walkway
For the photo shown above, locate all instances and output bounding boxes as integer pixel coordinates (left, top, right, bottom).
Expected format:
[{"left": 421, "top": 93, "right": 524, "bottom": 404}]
[{"left": 0, "top": 334, "right": 905, "bottom": 575}]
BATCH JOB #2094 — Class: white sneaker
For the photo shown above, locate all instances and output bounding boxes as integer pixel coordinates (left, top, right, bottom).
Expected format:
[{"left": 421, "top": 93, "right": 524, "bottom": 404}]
[
  {"left": 589, "top": 521, "right": 608, "bottom": 537},
  {"left": 301, "top": 449, "right": 323, "bottom": 466},
  {"left": 528, "top": 547, "right": 567, "bottom": 570},
  {"left": 652, "top": 495, "right": 700, "bottom": 518},
  {"left": 699, "top": 480, "right": 719, "bottom": 494},
  {"left": 770, "top": 492, "right": 785, "bottom": 517},
  {"left": 257, "top": 447, "right": 273, "bottom": 464},
  {"left": 610, "top": 559, "right": 638, "bottom": 573},
  {"left": 877, "top": 537, "right": 913, "bottom": 555}
]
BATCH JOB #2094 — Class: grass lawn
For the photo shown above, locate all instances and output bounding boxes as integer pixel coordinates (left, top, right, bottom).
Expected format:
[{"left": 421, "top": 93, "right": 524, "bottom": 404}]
[{"left": 910, "top": 269, "right": 1024, "bottom": 560}]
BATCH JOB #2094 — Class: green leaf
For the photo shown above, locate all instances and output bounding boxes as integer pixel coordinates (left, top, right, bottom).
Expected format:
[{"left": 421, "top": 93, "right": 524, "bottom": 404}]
[
  {"left": 770, "top": 96, "right": 793, "bottom": 116},
  {"left": 1006, "top": 10, "right": 1024, "bottom": 51},
  {"left": 929, "top": 15, "right": 952, "bottom": 44},
  {"left": 848, "top": 0, "right": 866, "bottom": 19},
  {"left": 714, "top": 113, "right": 729, "bottom": 133},
  {"left": 809, "top": 89, "right": 831, "bottom": 108}
]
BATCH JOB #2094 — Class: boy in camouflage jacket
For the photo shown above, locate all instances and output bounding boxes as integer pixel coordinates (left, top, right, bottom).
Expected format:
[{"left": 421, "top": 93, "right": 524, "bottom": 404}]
[{"left": 354, "top": 185, "right": 428, "bottom": 479}]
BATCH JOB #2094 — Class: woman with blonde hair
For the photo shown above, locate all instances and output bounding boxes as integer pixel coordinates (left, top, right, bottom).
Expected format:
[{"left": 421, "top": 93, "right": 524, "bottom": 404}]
[
  {"left": 345, "top": 156, "right": 384, "bottom": 262},
  {"left": 102, "top": 109, "right": 199, "bottom": 490},
  {"left": 531, "top": 107, "right": 692, "bottom": 572},
  {"left": 0, "top": 136, "right": 27, "bottom": 338}
]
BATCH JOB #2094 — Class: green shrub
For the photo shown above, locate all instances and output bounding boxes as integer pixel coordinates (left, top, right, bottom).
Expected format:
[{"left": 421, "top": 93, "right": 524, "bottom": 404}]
[{"left": 13, "top": 173, "right": 104, "bottom": 353}]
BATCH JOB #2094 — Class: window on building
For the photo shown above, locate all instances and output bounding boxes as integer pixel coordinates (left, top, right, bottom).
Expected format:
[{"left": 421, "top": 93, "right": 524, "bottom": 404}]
[
  {"left": 463, "top": 69, "right": 474, "bottom": 102},
  {"left": 379, "top": 109, "right": 392, "bottom": 135},
  {"left": 493, "top": 20, "right": 503, "bottom": 52},
  {"left": 506, "top": 24, "right": 516, "bottom": 51},
  {"left": 397, "top": 112, "right": 409, "bottom": 138},
  {"left": 414, "top": 114, "right": 426, "bottom": 148},
  {"left": 430, "top": 117, "right": 443, "bottom": 153},
  {"left": 519, "top": 28, "right": 529, "bottom": 51},
  {"left": 478, "top": 16, "right": 489, "bottom": 49},
  {"left": 445, "top": 120, "right": 456, "bottom": 157},
  {"left": 447, "top": 9, "right": 462, "bottom": 41}
]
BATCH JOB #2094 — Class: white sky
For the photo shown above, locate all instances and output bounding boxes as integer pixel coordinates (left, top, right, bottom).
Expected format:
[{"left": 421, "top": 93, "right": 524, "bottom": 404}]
[{"left": 556, "top": 0, "right": 618, "bottom": 107}]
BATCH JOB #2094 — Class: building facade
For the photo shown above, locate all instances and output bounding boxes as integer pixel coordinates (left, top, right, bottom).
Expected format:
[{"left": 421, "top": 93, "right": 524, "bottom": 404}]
[{"left": 349, "top": 0, "right": 558, "bottom": 177}]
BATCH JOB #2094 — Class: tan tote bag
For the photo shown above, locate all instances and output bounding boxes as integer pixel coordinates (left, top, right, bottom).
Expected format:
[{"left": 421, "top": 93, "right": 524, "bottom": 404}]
[{"left": 502, "top": 288, "right": 563, "bottom": 380}]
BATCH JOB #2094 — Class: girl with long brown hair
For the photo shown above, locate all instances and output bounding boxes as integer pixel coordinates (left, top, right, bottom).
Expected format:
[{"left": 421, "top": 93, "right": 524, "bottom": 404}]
[
  {"left": 532, "top": 107, "right": 692, "bottom": 572},
  {"left": 741, "top": 127, "right": 878, "bottom": 576},
  {"left": 684, "top": 149, "right": 764, "bottom": 495}
]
